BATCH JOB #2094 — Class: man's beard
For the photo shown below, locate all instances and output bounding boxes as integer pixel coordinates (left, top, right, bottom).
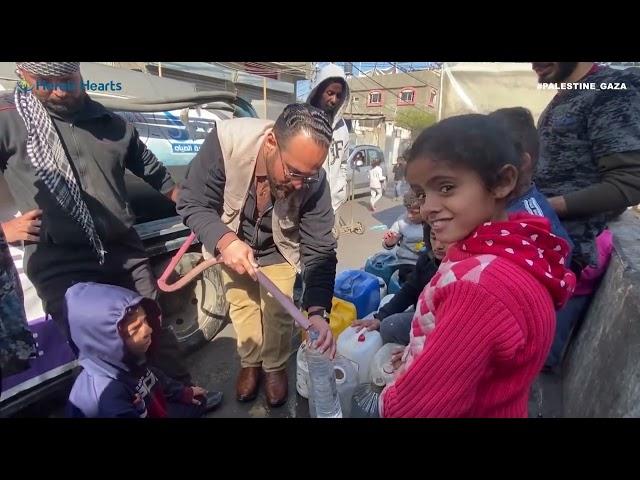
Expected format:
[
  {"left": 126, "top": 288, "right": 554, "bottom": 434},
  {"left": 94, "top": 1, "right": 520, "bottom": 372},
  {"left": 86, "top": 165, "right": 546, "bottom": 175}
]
[
  {"left": 265, "top": 154, "right": 294, "bottom": 200},
  {"left": 533, "top": 62, "right": 579, "bottom": 83},
  {"left": 44, "top": 93, "right": 86, "bottom": 117},
  {"left": 268, "top": 175, "right": 293, "bottom": 200},
  {"left": 322, "top": 103, "right": 336, "bottom": 115},
  {"left": 550, "top": 62, "right": 579, "bottom": 83}
]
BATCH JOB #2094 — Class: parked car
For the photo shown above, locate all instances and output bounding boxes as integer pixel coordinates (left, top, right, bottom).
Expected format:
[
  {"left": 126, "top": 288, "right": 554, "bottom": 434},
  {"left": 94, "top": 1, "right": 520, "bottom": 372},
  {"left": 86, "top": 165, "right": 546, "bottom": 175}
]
[{"left": 344, "top": 145, "right": 387, "bottom": 197}]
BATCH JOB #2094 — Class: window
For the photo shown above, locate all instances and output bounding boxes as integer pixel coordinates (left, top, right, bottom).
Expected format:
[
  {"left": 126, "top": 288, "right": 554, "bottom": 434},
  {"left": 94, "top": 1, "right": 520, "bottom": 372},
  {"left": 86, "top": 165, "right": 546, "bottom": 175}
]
[
  {"left": 352, "top": 150, "right": 366, "bottom": 168},
  {"left": 368, "top": 90, "right": 382, "bottom": 106},
  {"left": 367, "top": 148, "right": 384, "bottom": 165},
  {"left": 398, "top": 88, "right": 416, "bottom": 105},
  {"left": 427, "top": 87, "right": 438, "bottom": 108}
]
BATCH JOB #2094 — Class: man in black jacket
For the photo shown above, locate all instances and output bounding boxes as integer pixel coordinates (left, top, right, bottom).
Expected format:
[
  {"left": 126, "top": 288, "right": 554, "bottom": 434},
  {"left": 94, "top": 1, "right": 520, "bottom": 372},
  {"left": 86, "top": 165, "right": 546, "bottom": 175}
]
[
  {"left": 177, "top": 104, "right": 338, "bottom": 407},
  {"left": 352, "top": 227, "right": 448, "bottom": 345},
  {"left": 0, "top": 62, "right": 190, "bottom": 383}
]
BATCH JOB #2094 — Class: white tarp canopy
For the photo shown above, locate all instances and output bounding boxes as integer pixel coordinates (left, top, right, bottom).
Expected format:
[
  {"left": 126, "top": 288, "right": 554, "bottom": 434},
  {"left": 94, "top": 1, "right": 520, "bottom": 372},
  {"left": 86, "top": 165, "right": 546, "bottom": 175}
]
[{"left": 438, "top": 62, "right": 555, "bottom": 122}]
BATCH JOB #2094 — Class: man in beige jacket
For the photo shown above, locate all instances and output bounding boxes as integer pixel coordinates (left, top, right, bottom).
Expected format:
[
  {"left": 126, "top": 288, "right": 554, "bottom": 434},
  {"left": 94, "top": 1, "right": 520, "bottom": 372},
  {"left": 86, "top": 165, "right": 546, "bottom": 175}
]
[{"left": 177, "top": 104, "right": 338, "bottom": 407}]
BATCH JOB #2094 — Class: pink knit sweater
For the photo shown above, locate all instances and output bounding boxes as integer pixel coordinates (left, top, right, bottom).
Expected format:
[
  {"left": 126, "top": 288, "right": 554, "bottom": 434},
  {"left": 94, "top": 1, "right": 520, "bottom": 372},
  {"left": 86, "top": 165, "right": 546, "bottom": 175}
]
[{"left": 380, "top": 213, "right": 576, "bottom": 418}]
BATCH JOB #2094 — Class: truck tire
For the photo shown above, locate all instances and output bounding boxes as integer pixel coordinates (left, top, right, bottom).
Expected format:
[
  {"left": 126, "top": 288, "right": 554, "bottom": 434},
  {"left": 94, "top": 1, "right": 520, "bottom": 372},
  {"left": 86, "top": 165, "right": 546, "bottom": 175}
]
[{"left": 152, "top": 252, "right": 229, "bottom": 354}]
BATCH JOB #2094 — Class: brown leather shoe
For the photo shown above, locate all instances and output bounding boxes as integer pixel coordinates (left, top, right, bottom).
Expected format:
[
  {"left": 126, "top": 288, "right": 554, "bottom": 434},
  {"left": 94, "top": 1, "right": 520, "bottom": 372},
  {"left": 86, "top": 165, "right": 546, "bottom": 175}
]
[
  {"left": 264, "top": 369, "right": 288, "bottom": 407},
  {"left": 236, "top": 367, "right": 261, "bottom": 402}
]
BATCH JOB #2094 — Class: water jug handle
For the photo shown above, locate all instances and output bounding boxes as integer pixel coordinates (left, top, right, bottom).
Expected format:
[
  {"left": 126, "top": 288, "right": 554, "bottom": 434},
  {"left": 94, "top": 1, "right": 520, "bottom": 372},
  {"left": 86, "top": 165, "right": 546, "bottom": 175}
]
[
  {"left": 354, "top": 327, "right": 368, "bottom": 339},
  {"left": 343, "top": 273, "right": 359, "bottom": 291}
]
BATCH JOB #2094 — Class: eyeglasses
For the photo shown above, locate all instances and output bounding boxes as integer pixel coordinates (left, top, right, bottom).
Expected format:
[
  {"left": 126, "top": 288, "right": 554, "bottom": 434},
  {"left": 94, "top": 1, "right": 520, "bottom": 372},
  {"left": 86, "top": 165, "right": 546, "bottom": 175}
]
[{"left": 275, "top": 137, "right": 320, "bottom": 185}]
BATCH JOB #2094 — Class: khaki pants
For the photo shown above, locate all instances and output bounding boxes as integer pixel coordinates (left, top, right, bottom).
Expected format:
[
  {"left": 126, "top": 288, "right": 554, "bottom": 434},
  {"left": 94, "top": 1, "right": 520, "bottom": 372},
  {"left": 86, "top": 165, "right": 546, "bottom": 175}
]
[{"left": 221, "top": 262, "right": 297, "bottom": 372}]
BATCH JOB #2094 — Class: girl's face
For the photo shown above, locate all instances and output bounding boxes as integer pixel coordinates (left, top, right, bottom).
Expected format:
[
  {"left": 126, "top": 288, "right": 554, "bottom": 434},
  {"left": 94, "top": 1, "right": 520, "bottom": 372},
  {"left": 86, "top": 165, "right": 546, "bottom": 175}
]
[{"left": 406, "top": 156, "right": 517, "bottom": 244}]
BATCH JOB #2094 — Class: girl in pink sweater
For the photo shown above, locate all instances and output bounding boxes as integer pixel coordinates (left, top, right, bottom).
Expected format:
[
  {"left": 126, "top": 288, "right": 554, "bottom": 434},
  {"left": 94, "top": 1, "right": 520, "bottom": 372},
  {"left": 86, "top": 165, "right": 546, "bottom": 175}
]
[{"left": 379, "top": 114, "right": 576, "bottom": 418}]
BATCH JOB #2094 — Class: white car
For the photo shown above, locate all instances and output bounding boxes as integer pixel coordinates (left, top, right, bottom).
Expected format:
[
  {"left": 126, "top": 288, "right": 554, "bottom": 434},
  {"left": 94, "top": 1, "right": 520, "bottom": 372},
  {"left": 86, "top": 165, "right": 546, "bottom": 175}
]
[{"left": 344, "top": 145, "right": 387, "bottom": 197}]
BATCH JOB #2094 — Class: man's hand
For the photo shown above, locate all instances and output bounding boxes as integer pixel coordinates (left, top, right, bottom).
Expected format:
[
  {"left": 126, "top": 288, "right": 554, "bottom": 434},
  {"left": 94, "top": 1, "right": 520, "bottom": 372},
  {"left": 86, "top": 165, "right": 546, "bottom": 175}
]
[
  {"left": 383, "top": 231, "right": 400, "bottom": 248},
  {"left": 166, "top": 184, "right": 181, "bottom": 203},
  {"left": 1, "top": 209, "right": 42, "bottom": 243},
  {"left": 220, "top": 239, "right": 259, "bottom": 280},
  {"left": 548, "top": 195, "right": 568, "bottom": 218},
  {"left": 307, "top": 314, "right": 336, "bottom": 359},
  {"left": 351, "top": 318, "right": 381, "bottom": 332}
]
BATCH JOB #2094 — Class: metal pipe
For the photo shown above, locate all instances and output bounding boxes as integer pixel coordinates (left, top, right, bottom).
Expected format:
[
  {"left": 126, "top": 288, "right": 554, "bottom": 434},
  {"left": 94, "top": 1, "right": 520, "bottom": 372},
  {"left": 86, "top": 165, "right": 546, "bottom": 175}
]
[{"left": 157, "top": 233, "right": 311, "bottom": 331}]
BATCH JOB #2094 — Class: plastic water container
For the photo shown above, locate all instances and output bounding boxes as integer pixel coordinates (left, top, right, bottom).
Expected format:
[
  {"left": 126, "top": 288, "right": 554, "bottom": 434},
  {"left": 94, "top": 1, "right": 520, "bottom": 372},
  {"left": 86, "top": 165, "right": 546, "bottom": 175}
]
[
  {"left": 364, "top": 251, "right": 399, "bottom": 286},
  {"left": 336, "top": 326, "right": 383, "bottom": 384},
  {"left": 351, "top": 383, "right": 383, "bottom": 418},
  {"left": 333, "top": 356, "right": 359, "bottom": 418},
  {"left": 305, "top": 332, "right": 343, "bottom": 418},
  {"left": 307, "top": 355, "right": 359, "bottom": 418},
  {"left": 329, "top": 297, "right": 357, "bottom": 338},
  {"left": 369, "top": 342, "right": 404, "bottom": 387},
  {"left": 387, "top": 269, "right": 401, "bottom": 295},
  {"left": 351, "top": 344, "right": 403, "bottom": 418},
  {"left": 296, "top": 342, "right": 310, "bottom": 399},
  {"left": 377, "top": 277, "right": 387, "bottom": 299},
  {"left": 334, "top": 270, "right": 381, "bottom": 318}
]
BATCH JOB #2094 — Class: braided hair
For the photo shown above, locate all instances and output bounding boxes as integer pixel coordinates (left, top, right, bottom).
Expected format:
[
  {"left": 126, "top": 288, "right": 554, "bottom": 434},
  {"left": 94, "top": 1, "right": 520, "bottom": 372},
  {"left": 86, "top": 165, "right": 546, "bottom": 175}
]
[{"left": 273, "top": 103, "right": 333, "bottom": 149}]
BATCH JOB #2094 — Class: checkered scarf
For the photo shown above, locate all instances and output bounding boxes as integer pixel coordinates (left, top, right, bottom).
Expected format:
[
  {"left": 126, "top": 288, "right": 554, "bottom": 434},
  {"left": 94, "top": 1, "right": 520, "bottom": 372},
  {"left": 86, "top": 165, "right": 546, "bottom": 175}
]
[{"left": 14, "top": 62, "right": 105, "bottom": 264}]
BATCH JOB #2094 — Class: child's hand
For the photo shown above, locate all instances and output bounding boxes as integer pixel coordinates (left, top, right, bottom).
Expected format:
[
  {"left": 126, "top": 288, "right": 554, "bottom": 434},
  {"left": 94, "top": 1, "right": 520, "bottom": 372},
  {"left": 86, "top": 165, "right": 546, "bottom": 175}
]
[
  {"left": 351, "top": 318, "right": 381, "bottom": 331},
  {"left": 383, "top": 231, "right": 400, "bottom": 247},
  {"left": 191, "top": 386, "right": 208, "bottom": 405}
]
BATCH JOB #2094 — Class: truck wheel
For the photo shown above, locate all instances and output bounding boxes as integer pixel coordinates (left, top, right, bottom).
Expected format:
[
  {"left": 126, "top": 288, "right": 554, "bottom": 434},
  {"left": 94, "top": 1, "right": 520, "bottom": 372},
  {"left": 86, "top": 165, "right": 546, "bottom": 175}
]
[{"left": 152, "top": 252, "right": 229, "bottom": 354}]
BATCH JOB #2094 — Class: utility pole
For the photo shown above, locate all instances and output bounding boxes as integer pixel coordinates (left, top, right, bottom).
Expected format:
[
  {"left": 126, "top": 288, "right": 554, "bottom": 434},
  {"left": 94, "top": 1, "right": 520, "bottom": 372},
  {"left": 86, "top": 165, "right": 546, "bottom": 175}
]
[{"left": 263, "top": 76, "right": 268, "bottom": 119}]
